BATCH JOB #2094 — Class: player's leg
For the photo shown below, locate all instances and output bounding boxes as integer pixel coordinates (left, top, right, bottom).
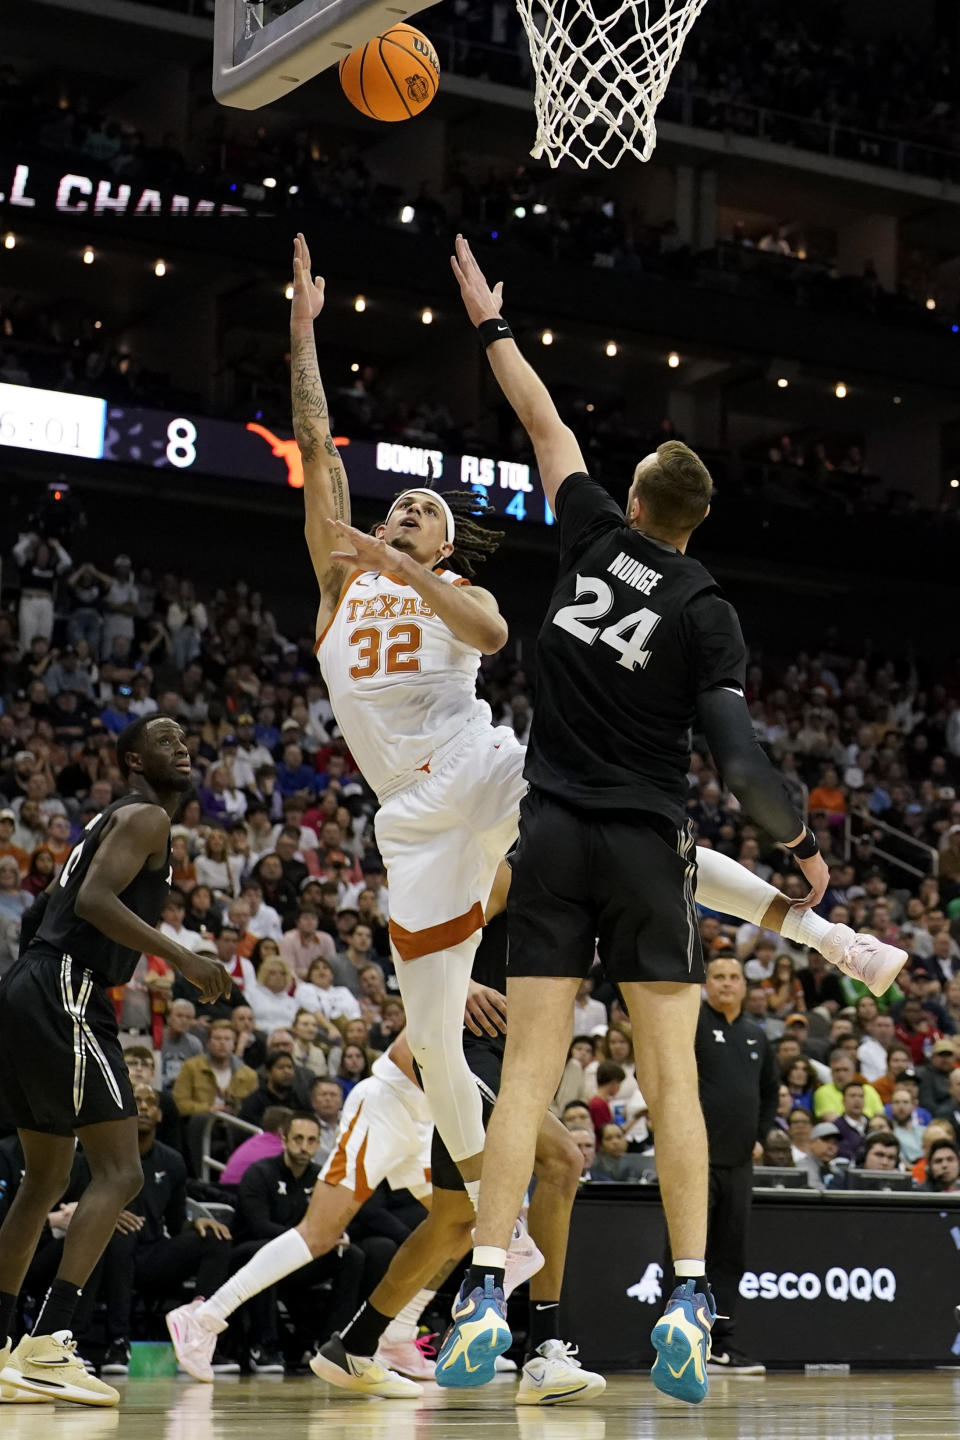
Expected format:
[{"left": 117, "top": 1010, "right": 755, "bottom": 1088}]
[
  {"left": 3, "top": 1118, "right": 140, "bottom": 1407},
  {"left": 517, "top": 1111, "right": 606, "bottom": 1405},
  {"left": 694, "top": 845, "right": 905, "bottom": 994}
]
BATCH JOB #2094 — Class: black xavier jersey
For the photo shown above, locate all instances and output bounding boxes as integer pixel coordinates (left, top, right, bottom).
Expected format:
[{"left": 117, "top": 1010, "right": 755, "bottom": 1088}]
[
  {"left": 524, "top": 472, "right": 746, "bottom": 827},
  {"left": 32, "top": 794, "right": 172, "bottom": 987}
]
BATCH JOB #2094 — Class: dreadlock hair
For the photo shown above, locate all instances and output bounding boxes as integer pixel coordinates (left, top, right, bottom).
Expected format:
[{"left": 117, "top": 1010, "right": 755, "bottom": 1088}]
[
  {"left": 441, "top": 489, "right": 504, "bottom": 579},
  {"left": 381, "top": 485, "right": 505, "bottom": 580}
]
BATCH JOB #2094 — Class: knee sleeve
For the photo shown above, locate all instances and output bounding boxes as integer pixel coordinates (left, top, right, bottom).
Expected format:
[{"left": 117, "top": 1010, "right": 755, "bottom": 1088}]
[
  {"left": 392, "top": 935, "right": 485, "bottom": 1164},
  {"left": 694, "top": 846, "right": 779, "bottom": 928}
]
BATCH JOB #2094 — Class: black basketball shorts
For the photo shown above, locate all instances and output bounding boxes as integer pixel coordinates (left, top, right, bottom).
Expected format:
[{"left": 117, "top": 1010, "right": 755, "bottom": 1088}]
[
  {"left": 431, "top": 1035, "right": 503, "bottom": 1193},
  {"left": 0, "top": 945, "right": 137, "bottom": 1136},
  {"left": 506, "top": 788, "right": 705, "bottom": 987}
]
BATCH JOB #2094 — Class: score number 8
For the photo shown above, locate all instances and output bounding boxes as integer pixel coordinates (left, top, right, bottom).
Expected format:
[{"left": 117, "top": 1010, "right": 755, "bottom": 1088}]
[{"left": 166, "top": 418, "right": 197, "bottom": 469}]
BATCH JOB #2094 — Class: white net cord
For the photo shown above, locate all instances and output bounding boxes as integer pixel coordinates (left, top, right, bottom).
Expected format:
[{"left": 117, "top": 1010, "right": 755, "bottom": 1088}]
[{"left": 516, "top": 0, "right": 710, "bottom": 169}]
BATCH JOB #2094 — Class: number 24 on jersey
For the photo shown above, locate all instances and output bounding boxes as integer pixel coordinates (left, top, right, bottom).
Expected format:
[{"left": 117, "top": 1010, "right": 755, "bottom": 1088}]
[{"left": 553, "top": 574, "right": 660, "bottom": 671}]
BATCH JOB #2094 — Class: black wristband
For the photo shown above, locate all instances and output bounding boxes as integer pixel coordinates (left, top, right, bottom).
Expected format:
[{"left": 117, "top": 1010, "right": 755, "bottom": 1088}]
[
  {"left": 790, "top": 825, "right": 820, "bottom": 861},
  {"left": 477, "top": 317, "right": 514, "bottom": 348}
]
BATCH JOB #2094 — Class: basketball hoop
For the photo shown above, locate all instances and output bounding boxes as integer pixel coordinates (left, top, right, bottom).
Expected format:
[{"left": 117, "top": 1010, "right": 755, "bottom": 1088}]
[{"left": 516, "top": 0, "right": 710, "bottom": 169}]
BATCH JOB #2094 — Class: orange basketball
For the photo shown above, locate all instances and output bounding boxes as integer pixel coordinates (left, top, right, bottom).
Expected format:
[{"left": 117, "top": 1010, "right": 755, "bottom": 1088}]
[{"left": 339, "top": 23, "right": 440, "bottom": 123}]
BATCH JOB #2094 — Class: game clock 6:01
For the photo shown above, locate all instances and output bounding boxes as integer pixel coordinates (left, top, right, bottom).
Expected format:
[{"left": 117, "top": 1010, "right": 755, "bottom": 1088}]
[{"left": 0, "top": 383, "right": 107, "bottom": 459}]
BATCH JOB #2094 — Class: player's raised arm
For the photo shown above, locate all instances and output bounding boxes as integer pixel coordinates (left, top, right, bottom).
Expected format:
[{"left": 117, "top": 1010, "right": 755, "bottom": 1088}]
[
  {"left": 75, "top": 805, "right": 230, "bottom": 1002},
  {"left": 450, "top": 234, "right": 585, "bottom": 510},
  {"left": 290, "top": 232, "right": 351, "bottom": 610}
]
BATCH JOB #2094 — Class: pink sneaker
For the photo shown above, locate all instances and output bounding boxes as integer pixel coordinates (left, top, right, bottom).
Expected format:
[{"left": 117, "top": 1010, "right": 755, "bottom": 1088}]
[
  {"left": 821, "top": 924, "right": 907, "bottom": 998},
  {"left": 504, "top": 1216, "right": 545, "bottom": 1300},
  {"left": 375, "top": 1334, "right": 436, "bottom": 1381},
  {"left": 165, "top": 1299, "right": 225, "bottom": 1383}
]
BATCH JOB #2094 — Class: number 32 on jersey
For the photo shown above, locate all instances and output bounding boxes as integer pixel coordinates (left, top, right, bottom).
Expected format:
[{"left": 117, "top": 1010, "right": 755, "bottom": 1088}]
[
  {"left": 553, "top": 575, "right": 660, "bottom": 671},
  {"left": 349, "top": 623, "right": 422, "bottom": 679}
]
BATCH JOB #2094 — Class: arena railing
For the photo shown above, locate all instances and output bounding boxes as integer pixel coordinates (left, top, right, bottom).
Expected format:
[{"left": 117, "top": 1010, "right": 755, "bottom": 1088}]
[
  {"left": 199, "top": 1111, "right": 261, "bottom": 1184},
  {"left": 842, "top": 808, "right": 939, "bottom": 885}
]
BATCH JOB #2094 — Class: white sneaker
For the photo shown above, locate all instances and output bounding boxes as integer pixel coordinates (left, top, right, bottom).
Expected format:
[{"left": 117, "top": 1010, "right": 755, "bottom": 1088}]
[
  {"left": 821, "top": 924, "right": 907, "bottom": 998},
  {"left": 375, "top": 1334, "right": 436, "bottom": 1381},
  {"left": 495, "top": 1354, "right": 518, "bottom": 1372},
  {"left": 165, "top": 1299, "right": 224, "bottom": 1384},
  {"left": 504, "top": 1215, "right": 545, "bottom": 1299},
  {"left": 517, "top": 1340, "right": 607, "bottom": 1405},
  {"left": 310, "top": 1334, "right": 423, "bottom": 1397}
]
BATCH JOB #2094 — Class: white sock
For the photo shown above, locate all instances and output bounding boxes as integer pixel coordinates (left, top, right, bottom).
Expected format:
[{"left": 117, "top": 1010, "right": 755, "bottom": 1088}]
[
  {"left": 196, "top": 1229, "right": 313, "bottom": 1328},
  {"left": 473, "top": 1245, "right": 507, "bottom": 1271},
  {"left": 694, "top": 847, "right": 778, "bottom": 927},
  {"left": 383, "top": 1289, "right": 436, "bottom": 1344},
  {"left": 464, "top": 1179, "right": 481, "bottom": 1213},
  {"left": 780, "top": 907, "right": 831, "bottom": 950},
  {"left": 674, "top": 1259, "right": 706, "bottom": 1280}
]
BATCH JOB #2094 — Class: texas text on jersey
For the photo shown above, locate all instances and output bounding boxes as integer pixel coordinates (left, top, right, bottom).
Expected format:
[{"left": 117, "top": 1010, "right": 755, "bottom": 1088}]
[{"left": 524, "top": 472, "right": 747, "bottom": 826}]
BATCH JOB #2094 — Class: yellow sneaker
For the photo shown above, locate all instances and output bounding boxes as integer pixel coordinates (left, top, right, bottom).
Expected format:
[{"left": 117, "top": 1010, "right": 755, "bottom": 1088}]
[
  {"left": 0, "top": 1336, "right": 49, "bottom": 1404},
  {"left": 4, "top": 1331, "right": 119, "bottom": 1407}
]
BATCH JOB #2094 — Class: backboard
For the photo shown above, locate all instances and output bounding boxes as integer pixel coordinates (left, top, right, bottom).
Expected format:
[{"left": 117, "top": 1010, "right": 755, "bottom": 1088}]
[{"left": 214, "top": 0, "right": 441, "bottom": 108}]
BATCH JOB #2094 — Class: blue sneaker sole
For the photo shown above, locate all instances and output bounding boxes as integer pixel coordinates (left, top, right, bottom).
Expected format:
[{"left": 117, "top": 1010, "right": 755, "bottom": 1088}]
[
  {"left": 650, "top": 1321, "right": 708, "bottom": 1405},
  {"left": 435, "top": 1318, "right": 512, "bottom": 1389}
]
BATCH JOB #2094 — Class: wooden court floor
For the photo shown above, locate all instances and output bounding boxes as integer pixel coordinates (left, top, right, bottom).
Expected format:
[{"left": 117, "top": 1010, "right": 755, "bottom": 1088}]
[{"left": 5, "top": 1372, "right": 960, "bottom": 1440}]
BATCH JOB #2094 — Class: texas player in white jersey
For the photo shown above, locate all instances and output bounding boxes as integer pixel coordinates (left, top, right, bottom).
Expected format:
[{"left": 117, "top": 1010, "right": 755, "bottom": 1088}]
[{"left": 286, "top": 234, "right": 526, "bottom": 1211}]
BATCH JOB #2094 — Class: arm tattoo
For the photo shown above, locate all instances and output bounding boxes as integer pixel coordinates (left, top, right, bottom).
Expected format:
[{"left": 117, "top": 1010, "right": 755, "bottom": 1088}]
[{"left": 291, "top": 330, "right": 329, "bottom": 465}]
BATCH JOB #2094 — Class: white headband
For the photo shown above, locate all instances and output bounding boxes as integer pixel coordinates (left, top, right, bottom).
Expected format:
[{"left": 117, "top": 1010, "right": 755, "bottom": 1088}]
[{"left": 386, "top": 489, "right": 456, "bottom": 544}]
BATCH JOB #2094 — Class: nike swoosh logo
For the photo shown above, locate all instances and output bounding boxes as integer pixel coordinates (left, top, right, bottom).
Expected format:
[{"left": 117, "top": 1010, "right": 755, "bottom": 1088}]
[{"left": 496, "top": 325, "right": 509, "bottom": 333}]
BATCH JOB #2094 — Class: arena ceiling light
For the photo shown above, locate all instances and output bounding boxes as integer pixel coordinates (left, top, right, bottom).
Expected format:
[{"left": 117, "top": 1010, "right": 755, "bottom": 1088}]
[
  {"left": 354, "top": 295, "right": 366, "bottom": 312},
  {"left": 154, "top": 260, "right": 167, "bottom": 277},
  {"left": 776, "top": 376, "right": 789, "bottom": 389},
  {"left": 514, "top": 206, "right": 527, "bottom": 219},
  {"left": 834, "top": 382, "right": 847, "bottom": 398},
  {"left": 925, "top": 297, "right": 936, "bottom": 310},
  {"left": 605, "top": 341, "right": 618, "bottom": 357},
  {"left": 3, "top": 233, "right": 14, "bottom": 250},
  {"left": 350, "top": 363, "right": 360, "bottom": 372},
  {"left": 541, "top": 330, "right": 554, "bottom": 346},
  {"left": 533, "top": 203, "right": 548, "bottom": 215},
  {"left": 262, "top": 176, "right": 278, "bottom": 189},
  {"left": 420, "top": 308, "right": 434, "bottom": 325},
  {"left": 400, "top": 205, "right": 415, "bottom": 224},
  {"left": 667, "top": 351, "right": 680, "bottom": 368},
  {"left": 951, "top": 478, "right": 959, "bottom": 489},
  {"left": 284, "top": 282, "right": 294, "bottom": 300},
  {"left": 82, "top": 247, "right": 95, "bottom": 265},
  {"left": 893, "top": 395, "right": 902, "bottom": 405}
]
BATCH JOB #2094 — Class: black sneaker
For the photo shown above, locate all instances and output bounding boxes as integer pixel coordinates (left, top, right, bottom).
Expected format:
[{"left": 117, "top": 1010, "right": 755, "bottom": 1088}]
[
  {"left": 101, "top": 1340, "right": 130, "bottom": 1375},
  {"left": 707, "top": 1348, "right": 766, "bottom": 1375},
  {"left": 249, "top": 1345, "right": 285, "bottom": 1374},
  {"left": 212, "top": 1347, "right": 241, "bottom": 1375}
]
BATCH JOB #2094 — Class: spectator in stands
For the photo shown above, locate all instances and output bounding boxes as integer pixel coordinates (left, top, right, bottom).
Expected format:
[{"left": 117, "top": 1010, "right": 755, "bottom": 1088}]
[
  {"left": 195, "top": 827, "right": 241, "bottom": 898},
  {"left": 161, "top": 998, "right": 205, "bottom": 1088},
  {"left": 587, "top": 1061, "right": 627, "bottom": 1137},
  {"left": 89, "top": 1084, "right": 234, "bottom": 1374},
  {"left": 874, "top": 1043, "right": 915, "bottom": 1104},
  {"left": 220, "top": 1105, "right": 292, "bottom": 1187},
  {"left": 786, "top": 1105, "right": 814, "bottom": 1162},
  {"left": 209, "top": 920, "right": 256, "bottom": 995},
  {"left": 252, "top": 853, "right": 299, "bottom": 929},
  {"left": 173, "top": 1021, "right": 259, "bottom": 1174},
  {"left": 247, "top": 947, "right": 299, "bottom": 1031},
  {"left": 920, "top": 1139, "right": 960, "bottom": 1193},
  {"left": 357, "top": 963, "right": 389, "bottom": 1029},
  {"left": 230, "top": 1112, "right": 365, "bottom": 1372},
  {"left": 858, "top": 1012, "right": 897, "bottom": 1083},
  {"left": 22, "top": 846, "right": 55, "bottom": 897},
  {"left": 334, "top": 922, "right": 382, "bottom": 997},
  {"left": 784, "top": 1057, "right": 817, "bottom": 1111},
  {"left": 833, "top": 1081, "right": 870, "bottom": 1161},
  {"left": 280, "top": 904, "right": 336, "bottom": 978},
  {"left": 239, "top": 1050, "right": 301, "bottom": 1127},
  {"left": 798, "top": 947, "right": 845, "bottom": 1014},
  {"left": 590, "top": 1123, "right": 651, "bottom": 1182},
  {"left": 554, "top": 1036, "right": 596, "bottom": 1114},
  {"left": 935, "top": 1068, "right": 960, "bottom": 1130},
  {"left": 889, "top": 1086, "right": 926, "bottom": 1164},
  {"left": 336, "top": 1043, "right": 372, "bottom": 1101},
  {"left": 310, "top": 1077, "right": 343, "bottom": 1163},
  {"left": 13, "top": 533, "right": 72, "bottom": 647},
  {"left": 917, "top": 1039, "right": 957, "bottom": 1114},
  {"left": 572, "top": 975, "right": 607, "bottom": 1035},
  {"left": 859, "top": 1132, "right": 903, "bottom": 1174},
  {"left": 240, "top": 879, "right": 284, "bottom": 943},
  {"left": 230, "top": 1004, "right": 268, "bottom": 1071},
  {"left": 369, "top": 996, "right": 406, "bottom": 1053},
  {"left": 290, "top": 1008, "right": 329, "bottom": 1076},
  {"left": 567, "top": 1128, "right": 598, "bottom": 1179},
  {"left": 808, "top": 1122, "right": 842, "bottom": 1188},
  {"left": 294, "top": 955, "right": 361, "bottom": 1039},
  {"left": 814, "top": 1050, "right": 883, "bottom": 1121},
  {"left": 762, "top": 954, "right": 806, "bottom": 1018},
  {"left": 0, "top": 812, "right": 28, "bottom": 877},
  {"left": 896, "top": 996, "right": 944, "bottom": 1065}
]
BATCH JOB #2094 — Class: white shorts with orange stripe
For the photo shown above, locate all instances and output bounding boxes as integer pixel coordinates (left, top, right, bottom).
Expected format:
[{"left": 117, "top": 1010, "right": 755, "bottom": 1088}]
[
  {"left": 319, "top": 1072, "right": 433, "bottom": 1204},
  {"left": 374, "top": 720, "right": 527, "bottom": 962}
]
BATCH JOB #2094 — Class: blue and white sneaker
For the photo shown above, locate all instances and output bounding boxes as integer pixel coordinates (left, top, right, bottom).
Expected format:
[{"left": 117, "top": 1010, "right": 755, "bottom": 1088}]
[
  {"left": 650, "top": 1279, "right": 715, "bottom": 1405},
  {"left": 435, "top": 1275, "right": 511, "bottom": 1388}
]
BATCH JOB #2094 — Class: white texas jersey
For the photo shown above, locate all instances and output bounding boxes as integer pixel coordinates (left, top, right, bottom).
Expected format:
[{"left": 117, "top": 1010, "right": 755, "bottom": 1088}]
[
  {"left": 371, "top": 1048, "right": 432, "bottom": 1127},
  {"left": 317, "top": 567, "right": 492, "bottom": 801}
]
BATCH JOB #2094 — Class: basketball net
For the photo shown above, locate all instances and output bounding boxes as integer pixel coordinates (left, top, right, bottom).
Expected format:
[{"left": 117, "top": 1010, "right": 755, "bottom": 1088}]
[{"left": 516, "top": 0, "right": 710, "bottom": 169}]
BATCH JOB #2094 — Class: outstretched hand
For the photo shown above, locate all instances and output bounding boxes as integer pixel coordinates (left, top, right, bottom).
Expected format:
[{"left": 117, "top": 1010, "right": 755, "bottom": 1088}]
[
  {"left": 292, "top": 232, "right": 325, "bottom": 330},
  {"left": 328, "top": 517, "right": 406, "bottom": 573},
  {"left": 450, "top": 234, "right": 504, "bottom": 326}
]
